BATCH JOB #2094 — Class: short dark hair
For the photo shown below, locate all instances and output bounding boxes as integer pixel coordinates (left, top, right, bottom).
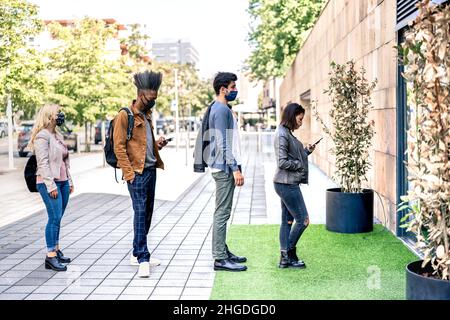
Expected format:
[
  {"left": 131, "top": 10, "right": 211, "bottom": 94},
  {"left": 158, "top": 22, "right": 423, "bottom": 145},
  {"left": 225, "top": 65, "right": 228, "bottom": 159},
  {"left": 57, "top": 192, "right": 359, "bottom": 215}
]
[
  {"left": 280, "top": 103, "right": 305, "bottom": 130},
  {"left": 213, "top": 72, "right": 238, "bottom": 95},
  {"left": 133, "top": 70, "right": 163, "bottom": 93}
]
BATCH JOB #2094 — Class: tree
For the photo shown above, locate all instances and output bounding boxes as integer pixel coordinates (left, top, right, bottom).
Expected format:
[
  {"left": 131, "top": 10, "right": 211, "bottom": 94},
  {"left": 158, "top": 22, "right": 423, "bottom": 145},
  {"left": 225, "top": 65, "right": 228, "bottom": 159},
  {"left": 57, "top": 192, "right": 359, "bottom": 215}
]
[
  {"left": 47, "top": 18, "right": 124, "bottom": 151},
  {"left": 0, "top": 0, "right": 45, "bottom": 118},
  {"left": 151, "top": 62, "right": 214, "bottom": 118},
  {"left": 118, "top": 25, "right": 214, "bottom": 118},
  {"left": 0, "top": 49, "right": 49, "bottom": 119},
  {"left": 246, "top": 0, "right": 325, "bottom": 80},
  {"left": 120, "top": 23, "right": 151, "bottom": 65}
]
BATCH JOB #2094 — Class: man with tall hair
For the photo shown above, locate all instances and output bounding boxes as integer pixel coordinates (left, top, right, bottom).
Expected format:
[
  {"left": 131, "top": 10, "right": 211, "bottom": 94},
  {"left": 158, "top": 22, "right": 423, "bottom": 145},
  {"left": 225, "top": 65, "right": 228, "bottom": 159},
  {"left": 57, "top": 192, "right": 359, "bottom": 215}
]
[
  {"left": 195, "top": 72, "right": 247, "bottom": 272},
  {"left": 113, "top": 70, "right": 168, "bottom": 277}
]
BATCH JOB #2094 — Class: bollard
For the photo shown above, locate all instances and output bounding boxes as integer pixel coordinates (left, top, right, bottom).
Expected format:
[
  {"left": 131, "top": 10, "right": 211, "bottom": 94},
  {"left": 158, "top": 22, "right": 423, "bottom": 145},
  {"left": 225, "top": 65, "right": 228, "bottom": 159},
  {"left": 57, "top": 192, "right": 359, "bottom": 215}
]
[
  {"left": 257, "top": 126, "right": 262, "bottom": 152},
  {"left": 77, "top": 134, "right": 81, "bottom": 155},
  {"left": 185, "top": 138, "right": 189, "bottom": 166}
]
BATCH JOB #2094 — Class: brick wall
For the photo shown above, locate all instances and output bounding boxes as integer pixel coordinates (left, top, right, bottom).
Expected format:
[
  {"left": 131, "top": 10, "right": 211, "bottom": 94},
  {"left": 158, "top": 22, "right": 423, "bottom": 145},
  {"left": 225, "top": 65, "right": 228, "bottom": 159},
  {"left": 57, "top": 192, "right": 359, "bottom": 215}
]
[{"left": 280, "top": 0, "right": 398, "bottom": 232}]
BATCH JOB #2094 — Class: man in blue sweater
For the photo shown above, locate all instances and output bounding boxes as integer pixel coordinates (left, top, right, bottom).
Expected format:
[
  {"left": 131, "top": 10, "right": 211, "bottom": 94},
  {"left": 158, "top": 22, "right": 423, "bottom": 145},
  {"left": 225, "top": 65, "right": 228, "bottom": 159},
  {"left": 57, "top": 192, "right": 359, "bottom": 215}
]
[{"left": 206, "top": 72, "right": 247, "bottom": 272}]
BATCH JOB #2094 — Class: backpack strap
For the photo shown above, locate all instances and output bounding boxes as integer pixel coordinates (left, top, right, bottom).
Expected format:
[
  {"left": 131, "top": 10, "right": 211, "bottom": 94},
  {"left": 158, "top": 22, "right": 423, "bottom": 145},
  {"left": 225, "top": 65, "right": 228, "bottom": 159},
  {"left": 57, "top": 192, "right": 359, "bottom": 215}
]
[
  {"left": 119, "top": 107, "right": 134, "bottom": 141},
  {"left": 117, "top": 107, "right": 134, "bottom": 184}
]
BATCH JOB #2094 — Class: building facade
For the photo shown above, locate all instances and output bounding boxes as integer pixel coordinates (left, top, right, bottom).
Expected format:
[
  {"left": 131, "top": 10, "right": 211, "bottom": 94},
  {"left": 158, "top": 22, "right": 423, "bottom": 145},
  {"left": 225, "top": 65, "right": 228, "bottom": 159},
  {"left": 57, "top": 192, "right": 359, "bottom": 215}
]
[
  {"left": 152, "top": 40, "right": 199, "bottom": 65},
  {"left": 279, "top": 0, "right": 448, "bottom": 237}
]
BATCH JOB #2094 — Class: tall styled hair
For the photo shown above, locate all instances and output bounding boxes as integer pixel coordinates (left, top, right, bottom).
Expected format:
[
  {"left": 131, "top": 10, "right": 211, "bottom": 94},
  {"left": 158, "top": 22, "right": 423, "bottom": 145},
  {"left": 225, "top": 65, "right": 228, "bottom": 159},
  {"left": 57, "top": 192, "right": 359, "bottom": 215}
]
[
  {"left": 133, "top": 70, "right": 163, "bottom": 93},
  {"left": 213, "top": 72, "right": 238, "bottom": 95},
  {"left": 27, "top": 104, "right": 62, "bottom": 151},
  {"left": 280, "top": 103, "right": 305, "bottom": 131}
]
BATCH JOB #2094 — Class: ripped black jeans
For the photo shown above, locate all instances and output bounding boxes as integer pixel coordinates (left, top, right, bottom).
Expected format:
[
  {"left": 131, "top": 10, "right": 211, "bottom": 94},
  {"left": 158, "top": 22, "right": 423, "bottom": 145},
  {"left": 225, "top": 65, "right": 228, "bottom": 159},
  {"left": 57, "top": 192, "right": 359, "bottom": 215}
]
[{"left": 274, "top": 183, "right": 309, "bottom": 251}]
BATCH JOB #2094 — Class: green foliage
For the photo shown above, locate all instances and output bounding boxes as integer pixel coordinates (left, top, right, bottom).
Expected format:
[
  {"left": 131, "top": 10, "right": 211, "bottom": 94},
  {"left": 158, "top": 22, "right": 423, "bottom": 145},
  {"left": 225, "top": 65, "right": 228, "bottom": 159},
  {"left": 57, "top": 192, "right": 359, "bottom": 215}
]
[
  {"left": 0, "top": 0, "right": 42, "bottom": 70},
  {"left": 1, "top": 49, "right": 49, "bottom": 119},
  {"left": 120, "top": 23, "right": 150, "bottom": 64},
  {"left": 0, "top": 0, "right": 45, "bottom": 117},
  {"left": 313, "top": 61, "right": 377, "bottom": 193},
  {"left": 149, "top": 62, "right": 214, "bottom": 117},
  {"left": 1, "top": 4, "right": 214, "bottom": 130},
  {"left": 47, "top": 18, "right": 128, "bottom": 124},
  {"left": 246, "top": 0, "right": 325, "bottom": 80}
]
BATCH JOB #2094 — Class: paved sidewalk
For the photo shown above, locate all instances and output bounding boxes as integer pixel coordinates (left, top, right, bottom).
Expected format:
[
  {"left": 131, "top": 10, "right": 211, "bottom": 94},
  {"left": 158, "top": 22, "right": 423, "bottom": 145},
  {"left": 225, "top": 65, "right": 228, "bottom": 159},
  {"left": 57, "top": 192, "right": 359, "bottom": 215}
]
[{"left": 0, "top": 133, "right": 336, "bottom": 300}]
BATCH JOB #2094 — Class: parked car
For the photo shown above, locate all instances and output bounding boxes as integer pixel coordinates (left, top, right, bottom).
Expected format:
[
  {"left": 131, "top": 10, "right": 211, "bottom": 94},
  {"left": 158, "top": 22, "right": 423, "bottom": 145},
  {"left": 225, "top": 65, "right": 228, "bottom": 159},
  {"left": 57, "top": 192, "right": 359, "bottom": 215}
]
[
  {"left": 180, "top": 119, "right": 200, "bottom": 132},
  {"left": 94, "top": 121, "right": 110, "bottom": 144},
  {"left": 18, "top": 121, "right": 78, "bottom": 157},
  {"left": 166, "top": 119, "right": 175, "bottom": 133},
  {"left": 156, "top": 119, "right": 169, "bottom": 135},
  {"left": 0, "top": 120, "right": 8, "bottom": 138}
]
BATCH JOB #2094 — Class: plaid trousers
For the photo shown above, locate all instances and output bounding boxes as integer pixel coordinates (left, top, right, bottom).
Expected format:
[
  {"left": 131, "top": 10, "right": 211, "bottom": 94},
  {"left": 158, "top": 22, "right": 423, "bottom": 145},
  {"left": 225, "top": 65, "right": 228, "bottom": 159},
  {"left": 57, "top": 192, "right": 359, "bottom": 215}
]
[{"left": 127, "top": 167, "right": 156, "bottom": 263}]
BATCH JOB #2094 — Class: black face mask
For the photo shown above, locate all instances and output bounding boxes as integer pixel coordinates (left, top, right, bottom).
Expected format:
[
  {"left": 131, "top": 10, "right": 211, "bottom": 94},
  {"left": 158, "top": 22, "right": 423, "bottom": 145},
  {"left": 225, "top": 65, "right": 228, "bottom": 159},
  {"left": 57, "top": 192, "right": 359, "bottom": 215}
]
[
  {"left": 141, "top": 96, "right": 156, "bottom": 112},
  {"left": 56, "top": 112, "right": 65, "bottom": 127}
]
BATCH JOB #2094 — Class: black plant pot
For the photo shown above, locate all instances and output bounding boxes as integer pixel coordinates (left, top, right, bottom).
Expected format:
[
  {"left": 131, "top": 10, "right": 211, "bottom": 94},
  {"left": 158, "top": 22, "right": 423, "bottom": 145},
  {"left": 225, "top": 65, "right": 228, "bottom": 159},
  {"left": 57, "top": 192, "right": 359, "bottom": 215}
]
[
  {"left": 406, "top": 260, "right": 450, "bottom": 300},
  {"left": 325, "top": 188, "right": 373, "bottom": 234}
]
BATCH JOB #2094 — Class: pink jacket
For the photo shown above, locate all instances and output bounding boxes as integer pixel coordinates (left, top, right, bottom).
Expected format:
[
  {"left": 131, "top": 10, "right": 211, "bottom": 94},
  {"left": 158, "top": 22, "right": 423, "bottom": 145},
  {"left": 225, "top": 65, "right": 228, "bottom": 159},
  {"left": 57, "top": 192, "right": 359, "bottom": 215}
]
[{"left": 34, "top": 129, "right": 73, "bottom": 192}]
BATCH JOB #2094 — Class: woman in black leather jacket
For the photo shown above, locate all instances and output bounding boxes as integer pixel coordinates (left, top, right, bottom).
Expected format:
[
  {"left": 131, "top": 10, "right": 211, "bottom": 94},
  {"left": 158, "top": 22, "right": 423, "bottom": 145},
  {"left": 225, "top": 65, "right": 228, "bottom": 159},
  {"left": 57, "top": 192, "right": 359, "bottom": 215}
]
[{"left": 273, "top": 103, "right": 315, "bottom": 269}]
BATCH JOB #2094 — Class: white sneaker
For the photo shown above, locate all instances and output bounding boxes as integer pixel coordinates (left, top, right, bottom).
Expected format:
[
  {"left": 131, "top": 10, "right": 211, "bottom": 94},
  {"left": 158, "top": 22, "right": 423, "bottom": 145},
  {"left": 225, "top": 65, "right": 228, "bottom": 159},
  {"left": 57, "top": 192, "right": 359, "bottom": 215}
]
[
  {"left": 130, "top": 254, "right": 161, "bottom": 267},
  {"left": 130, "top": 254, "right": 139, "bottom": 266},
  {"left": 149, "top": 257, "right": 161, "bottom": 267},
  {"left": 137, "top": 262, "right": 150, "bottom": 278}
]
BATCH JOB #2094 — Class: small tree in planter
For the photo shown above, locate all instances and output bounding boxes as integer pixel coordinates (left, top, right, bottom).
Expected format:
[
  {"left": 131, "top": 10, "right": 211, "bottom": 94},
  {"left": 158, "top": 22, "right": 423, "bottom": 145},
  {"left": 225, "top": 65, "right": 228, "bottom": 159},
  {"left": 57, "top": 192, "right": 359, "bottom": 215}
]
[
  {"left": 313, "top": 60, "right": 377, "bottom": 233},
  {"left": 397, "top": 0, "right": 450, "bottom": 300}
]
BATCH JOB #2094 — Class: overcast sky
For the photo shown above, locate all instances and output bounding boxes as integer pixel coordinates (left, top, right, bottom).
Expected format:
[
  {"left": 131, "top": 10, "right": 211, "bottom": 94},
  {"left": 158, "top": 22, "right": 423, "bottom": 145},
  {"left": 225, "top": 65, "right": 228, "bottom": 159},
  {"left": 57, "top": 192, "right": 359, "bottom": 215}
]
[{"left": 29, "top": 0, "right": 252, "bottom": 79}]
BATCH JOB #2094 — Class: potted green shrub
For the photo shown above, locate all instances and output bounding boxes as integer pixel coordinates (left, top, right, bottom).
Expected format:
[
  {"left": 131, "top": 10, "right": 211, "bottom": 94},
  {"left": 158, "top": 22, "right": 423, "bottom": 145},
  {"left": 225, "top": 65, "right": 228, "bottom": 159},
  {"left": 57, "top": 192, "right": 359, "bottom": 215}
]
[
  {"left": 397, "top": 0, "right": 450, "bottom": 300},
  {"left": 313, "top": 60, "right": 377, "bottom": 233}
]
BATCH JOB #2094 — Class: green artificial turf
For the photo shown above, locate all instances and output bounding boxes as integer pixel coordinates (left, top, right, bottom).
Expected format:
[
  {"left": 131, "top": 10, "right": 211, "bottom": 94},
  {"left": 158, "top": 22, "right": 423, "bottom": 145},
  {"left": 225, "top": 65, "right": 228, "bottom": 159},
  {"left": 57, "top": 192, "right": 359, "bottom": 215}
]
[{"left": 211, "top": 224, "right": 418, "bottom": 300}]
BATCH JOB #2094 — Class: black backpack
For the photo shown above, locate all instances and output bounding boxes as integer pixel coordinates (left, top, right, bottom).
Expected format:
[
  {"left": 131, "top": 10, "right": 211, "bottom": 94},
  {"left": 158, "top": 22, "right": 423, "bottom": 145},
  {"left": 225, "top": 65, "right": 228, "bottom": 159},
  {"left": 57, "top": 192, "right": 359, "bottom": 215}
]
[
  {"left": 104, "top": 107, "right": 134, "bottom": 180},
  {"left": 24, "top": 155, "right": 38, "bottom": 192}
]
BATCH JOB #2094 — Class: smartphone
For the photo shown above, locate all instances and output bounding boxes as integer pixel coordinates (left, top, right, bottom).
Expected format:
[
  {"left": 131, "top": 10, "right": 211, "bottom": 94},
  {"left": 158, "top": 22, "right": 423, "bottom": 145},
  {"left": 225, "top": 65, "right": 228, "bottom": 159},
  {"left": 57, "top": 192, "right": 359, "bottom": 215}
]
[
  {"left": 166, "top": 137, "right": 174, "bottom": 142},
  {"left": 312, "top": 137, "right": 323, "bottom": 147}
]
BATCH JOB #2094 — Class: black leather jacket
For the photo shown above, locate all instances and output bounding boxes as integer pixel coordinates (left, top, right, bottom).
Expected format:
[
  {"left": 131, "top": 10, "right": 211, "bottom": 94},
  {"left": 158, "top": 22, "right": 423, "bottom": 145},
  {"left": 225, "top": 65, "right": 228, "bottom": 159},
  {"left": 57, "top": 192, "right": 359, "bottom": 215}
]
[{"left": 273, "top": 125, "right": 311, "bottom": 185}]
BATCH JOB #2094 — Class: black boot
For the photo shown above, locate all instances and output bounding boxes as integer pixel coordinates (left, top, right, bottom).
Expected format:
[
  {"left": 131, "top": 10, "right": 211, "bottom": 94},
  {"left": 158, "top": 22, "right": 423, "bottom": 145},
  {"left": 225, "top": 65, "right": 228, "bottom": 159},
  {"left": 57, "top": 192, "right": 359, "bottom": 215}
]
[
  {"left": 45, "top": 256, "right": 67, "bottom": 271},
  {"left": 226, "top": 245, "right": 247, "bottom": 263},
  {"left": 287, "top": 247, "right": 306, "bottom": 268},
  {"left": 56, "top": 250, "right": 71, "bottom": 264},
  {"left": 279, "top": 250, "right": 290, "bottom": 268}
]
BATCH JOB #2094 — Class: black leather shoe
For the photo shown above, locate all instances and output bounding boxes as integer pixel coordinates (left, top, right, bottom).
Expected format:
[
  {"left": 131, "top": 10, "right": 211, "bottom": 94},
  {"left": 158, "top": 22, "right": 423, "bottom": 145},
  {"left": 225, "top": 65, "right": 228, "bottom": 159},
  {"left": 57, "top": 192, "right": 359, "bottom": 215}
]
[
  {"left": 56, "top": 250, "right": 71, "bottom": 264},
  {"left": 45, "top": 256, "right": 67, "bottom": 271},
  {"left": 214, "top": 259, "right": 247, "bottom": 272},
  {"left": 287, "top": 247, "right": 306, "bottom": 269},
  {"left": 226, "top": 245, "right": 247, "bottom": 263}
]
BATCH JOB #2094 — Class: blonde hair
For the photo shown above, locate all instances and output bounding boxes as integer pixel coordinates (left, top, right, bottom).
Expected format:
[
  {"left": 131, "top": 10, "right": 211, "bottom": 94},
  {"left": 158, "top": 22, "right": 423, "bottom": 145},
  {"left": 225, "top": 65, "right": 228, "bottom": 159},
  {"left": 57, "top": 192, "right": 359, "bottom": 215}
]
[{"left": 28, "top": 104, "right": 61, "bottom": 151}]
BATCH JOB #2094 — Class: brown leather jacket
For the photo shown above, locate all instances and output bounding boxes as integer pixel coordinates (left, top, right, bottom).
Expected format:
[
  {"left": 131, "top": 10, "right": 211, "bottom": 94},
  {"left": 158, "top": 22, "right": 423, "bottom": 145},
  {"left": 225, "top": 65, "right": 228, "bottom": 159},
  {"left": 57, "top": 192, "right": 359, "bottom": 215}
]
[{"left": 113, "top": 102, "right": 164, "bottom": 182}]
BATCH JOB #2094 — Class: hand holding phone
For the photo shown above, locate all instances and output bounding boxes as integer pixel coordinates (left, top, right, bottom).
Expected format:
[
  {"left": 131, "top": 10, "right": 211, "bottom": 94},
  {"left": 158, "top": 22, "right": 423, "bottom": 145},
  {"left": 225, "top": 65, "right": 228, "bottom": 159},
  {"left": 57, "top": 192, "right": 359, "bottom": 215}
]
[
  {"left": 166, "top": 137, "right": 174, "bottom": 142},
  {"left": 312, "top": 137, "right": 323, "bottom": 147}
]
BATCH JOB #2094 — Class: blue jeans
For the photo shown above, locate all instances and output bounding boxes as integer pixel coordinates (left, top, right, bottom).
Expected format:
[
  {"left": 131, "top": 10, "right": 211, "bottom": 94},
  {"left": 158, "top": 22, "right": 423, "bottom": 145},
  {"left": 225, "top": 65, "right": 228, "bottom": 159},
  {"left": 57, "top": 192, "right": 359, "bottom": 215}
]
[
  {"left": 37, "top": 180, "right": 70, "bottom": 252},
  {"left": 127, "top": 168, "right": 156, "bottom": 263},
  {"left": 274, "top": 183, "right": 309, "bottom": 251}
]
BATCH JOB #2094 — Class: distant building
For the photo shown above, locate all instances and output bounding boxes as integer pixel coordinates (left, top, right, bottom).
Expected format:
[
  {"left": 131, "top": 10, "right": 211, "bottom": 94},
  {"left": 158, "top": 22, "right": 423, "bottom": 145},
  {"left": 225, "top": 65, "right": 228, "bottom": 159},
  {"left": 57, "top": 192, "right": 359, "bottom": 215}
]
[{"left": 152, "top": 40, "right": 199, "bottom": 65}]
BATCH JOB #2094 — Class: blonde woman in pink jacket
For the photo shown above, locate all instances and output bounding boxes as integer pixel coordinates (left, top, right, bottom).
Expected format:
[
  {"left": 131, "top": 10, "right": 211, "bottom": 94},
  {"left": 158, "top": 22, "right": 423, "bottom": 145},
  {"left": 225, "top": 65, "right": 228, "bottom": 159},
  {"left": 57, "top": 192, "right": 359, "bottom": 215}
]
[{"left": 28, "top": 104, "right": 74, "bottom": 272}]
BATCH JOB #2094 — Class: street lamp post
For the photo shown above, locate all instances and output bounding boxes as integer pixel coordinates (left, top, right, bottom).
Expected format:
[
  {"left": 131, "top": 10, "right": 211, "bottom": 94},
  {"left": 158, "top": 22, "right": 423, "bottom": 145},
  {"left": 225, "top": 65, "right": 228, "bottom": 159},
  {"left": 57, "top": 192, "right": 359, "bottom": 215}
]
[
  {"left": 7, "top": 95, "right": 15, "bottom": 170},
  {"left": 174, "top": 69, "right": 180, "bottom": 152},
  {"left": 101, "top": 119, "right": 106, "bottom": 167}
]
